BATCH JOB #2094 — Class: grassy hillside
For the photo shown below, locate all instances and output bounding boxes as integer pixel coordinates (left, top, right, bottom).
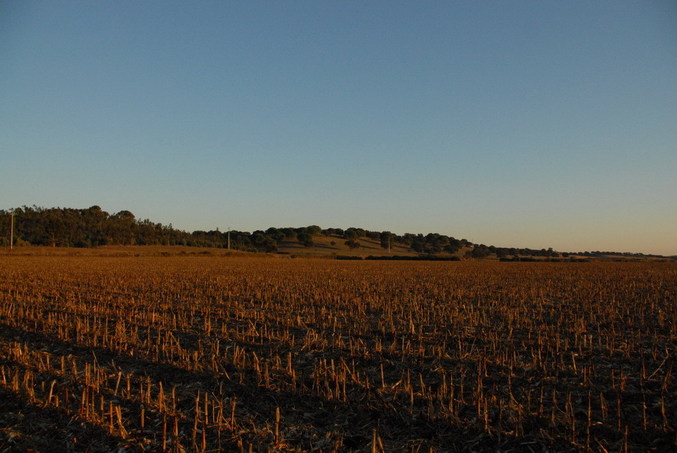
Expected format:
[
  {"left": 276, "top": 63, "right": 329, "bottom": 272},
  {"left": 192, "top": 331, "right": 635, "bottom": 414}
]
[
  {"left": 276, "top": 234, "right": 409, "bottom": 257},
  {"left": 276, "top": 234, "right": 466, "bottom": 258}
]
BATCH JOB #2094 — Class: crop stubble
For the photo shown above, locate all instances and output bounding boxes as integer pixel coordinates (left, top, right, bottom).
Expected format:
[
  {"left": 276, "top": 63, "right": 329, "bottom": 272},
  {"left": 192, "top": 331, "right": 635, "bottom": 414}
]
[{"left": 0, "top": 256, "right": 675, "bottom": 452}]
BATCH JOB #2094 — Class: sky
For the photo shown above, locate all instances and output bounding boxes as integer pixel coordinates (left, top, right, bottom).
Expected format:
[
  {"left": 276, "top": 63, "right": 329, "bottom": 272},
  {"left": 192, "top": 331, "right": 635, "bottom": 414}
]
[{"left": 1, "top": 1, "right": 676, "bottom": 255}]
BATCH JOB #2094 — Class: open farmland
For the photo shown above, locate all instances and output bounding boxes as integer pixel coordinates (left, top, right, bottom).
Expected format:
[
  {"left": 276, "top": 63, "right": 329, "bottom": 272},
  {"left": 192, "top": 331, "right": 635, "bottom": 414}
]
[{"left": 0, "top": 256, "right": 675, "bottom": 452}]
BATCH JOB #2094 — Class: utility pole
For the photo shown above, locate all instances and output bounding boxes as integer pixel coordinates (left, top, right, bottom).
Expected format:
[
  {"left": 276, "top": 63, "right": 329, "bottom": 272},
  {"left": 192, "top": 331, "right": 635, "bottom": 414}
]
[{"left": 9, "top": 210, "right": 14, "bottom": 251}]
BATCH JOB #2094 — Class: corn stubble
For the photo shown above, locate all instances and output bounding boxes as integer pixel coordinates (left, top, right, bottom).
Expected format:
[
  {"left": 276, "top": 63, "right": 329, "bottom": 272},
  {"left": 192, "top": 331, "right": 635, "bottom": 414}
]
[{"left": 0, "top": 256, "right": 674, "bottom": 452}]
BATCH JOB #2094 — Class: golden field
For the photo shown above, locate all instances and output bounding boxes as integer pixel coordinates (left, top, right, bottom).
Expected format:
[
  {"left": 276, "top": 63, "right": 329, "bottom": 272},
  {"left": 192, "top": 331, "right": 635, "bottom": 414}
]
[{"left": 0, "top": 255, "right": 675, "bottom": 452}]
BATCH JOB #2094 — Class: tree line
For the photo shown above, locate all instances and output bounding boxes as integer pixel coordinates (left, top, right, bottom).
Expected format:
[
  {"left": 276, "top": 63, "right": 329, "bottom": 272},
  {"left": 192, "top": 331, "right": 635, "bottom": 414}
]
[{"left": 1, "top": 206, "right": 562, "bottom": 257}]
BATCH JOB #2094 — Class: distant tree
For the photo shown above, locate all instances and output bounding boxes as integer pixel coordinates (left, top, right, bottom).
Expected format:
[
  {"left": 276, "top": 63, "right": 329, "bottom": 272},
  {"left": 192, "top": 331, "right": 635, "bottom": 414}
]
[
  {"left": 366, "top": 231, "right": 380, "bottom": 240},
  {"left": 444, "top": 238, "right": 461, "bottom": 254},
  {"left": 251, "top": 232, "right": 277, "bottom": 252},
  {"left": 323, "top": 228, "right": 344, "bottom": 237},
  {"left": 297, "top": 232, "right": 314, "bottom": 248},
  {"left": 306, "top": 225, "right": 322, "bottom": 235},
  {"left": 380, "top": 231, "right": 394, "bottom": 250},
  {"left": 401, "top": 233, "right": 416, "bottom": 247},
  {"left": 411, "top": 240, "right": 425, "bottom": 253},
  {"left": 345, "top": 239, "right": 360, "bottom": 249},
  {"left": 110, "top": 210, "right": 137, "bottom": 245},
  {"left": 344, "top": 228, "right": 365, "bottom": 240},
  {"left": 279, "top": 228, "right": 297, "bottom": 240},
  {"left": 344, "top": 229, "right": 358, "bottom": 240},
  {"left": 265, "top": 227, "right": 286, "bottom": 242},
  {"left": 470, "top": 244, "right": 491, "bottom": 258}
]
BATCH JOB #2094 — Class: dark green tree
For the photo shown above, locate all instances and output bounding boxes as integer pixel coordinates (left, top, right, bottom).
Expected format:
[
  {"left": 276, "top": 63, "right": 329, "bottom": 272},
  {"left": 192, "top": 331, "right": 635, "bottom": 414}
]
[
  {"left": 380, "top": 231, "right": 394, "bottom": 250},
  {"left": 305, "top": 225, "right": 322, "bottom": 235},
  {"left": 297, "top": 232, "right": 314, "bottom": 248},
  {"left": 345, "top": 239, "right": 360, "bottom": 249}
]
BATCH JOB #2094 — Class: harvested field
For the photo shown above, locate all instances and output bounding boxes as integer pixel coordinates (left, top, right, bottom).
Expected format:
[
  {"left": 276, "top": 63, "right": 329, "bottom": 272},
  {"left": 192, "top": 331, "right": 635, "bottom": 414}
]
[{"left": 0, "top": 256, "right": 675, "bottom": 452}]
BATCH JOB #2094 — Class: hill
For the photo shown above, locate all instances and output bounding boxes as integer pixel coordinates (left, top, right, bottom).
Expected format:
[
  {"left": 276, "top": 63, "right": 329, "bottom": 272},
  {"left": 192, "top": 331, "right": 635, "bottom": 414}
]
[
  {"left": 2, "top": 205, "right": 673, "bottom": 260},
  {"left": 276, "top": 233, "right": 420, "bottom": 258}
]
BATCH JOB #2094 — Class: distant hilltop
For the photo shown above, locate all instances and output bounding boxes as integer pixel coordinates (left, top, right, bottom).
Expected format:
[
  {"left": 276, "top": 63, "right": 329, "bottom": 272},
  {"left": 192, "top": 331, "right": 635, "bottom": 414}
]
[{"left": 1, "top": 206, "right": 672, "bottom": 261}]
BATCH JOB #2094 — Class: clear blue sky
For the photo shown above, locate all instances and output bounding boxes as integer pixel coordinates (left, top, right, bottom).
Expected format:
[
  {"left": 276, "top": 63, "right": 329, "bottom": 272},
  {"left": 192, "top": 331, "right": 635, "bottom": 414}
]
[{"left": 1, "top": 1, "right": 676, "bottom": 254}]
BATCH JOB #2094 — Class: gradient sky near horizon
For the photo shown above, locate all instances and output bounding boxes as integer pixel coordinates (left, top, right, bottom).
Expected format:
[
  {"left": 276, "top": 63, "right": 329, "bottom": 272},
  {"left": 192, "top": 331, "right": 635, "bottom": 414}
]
[{"left": 1, "top": 1, "right": 676, "bottom": 255}]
